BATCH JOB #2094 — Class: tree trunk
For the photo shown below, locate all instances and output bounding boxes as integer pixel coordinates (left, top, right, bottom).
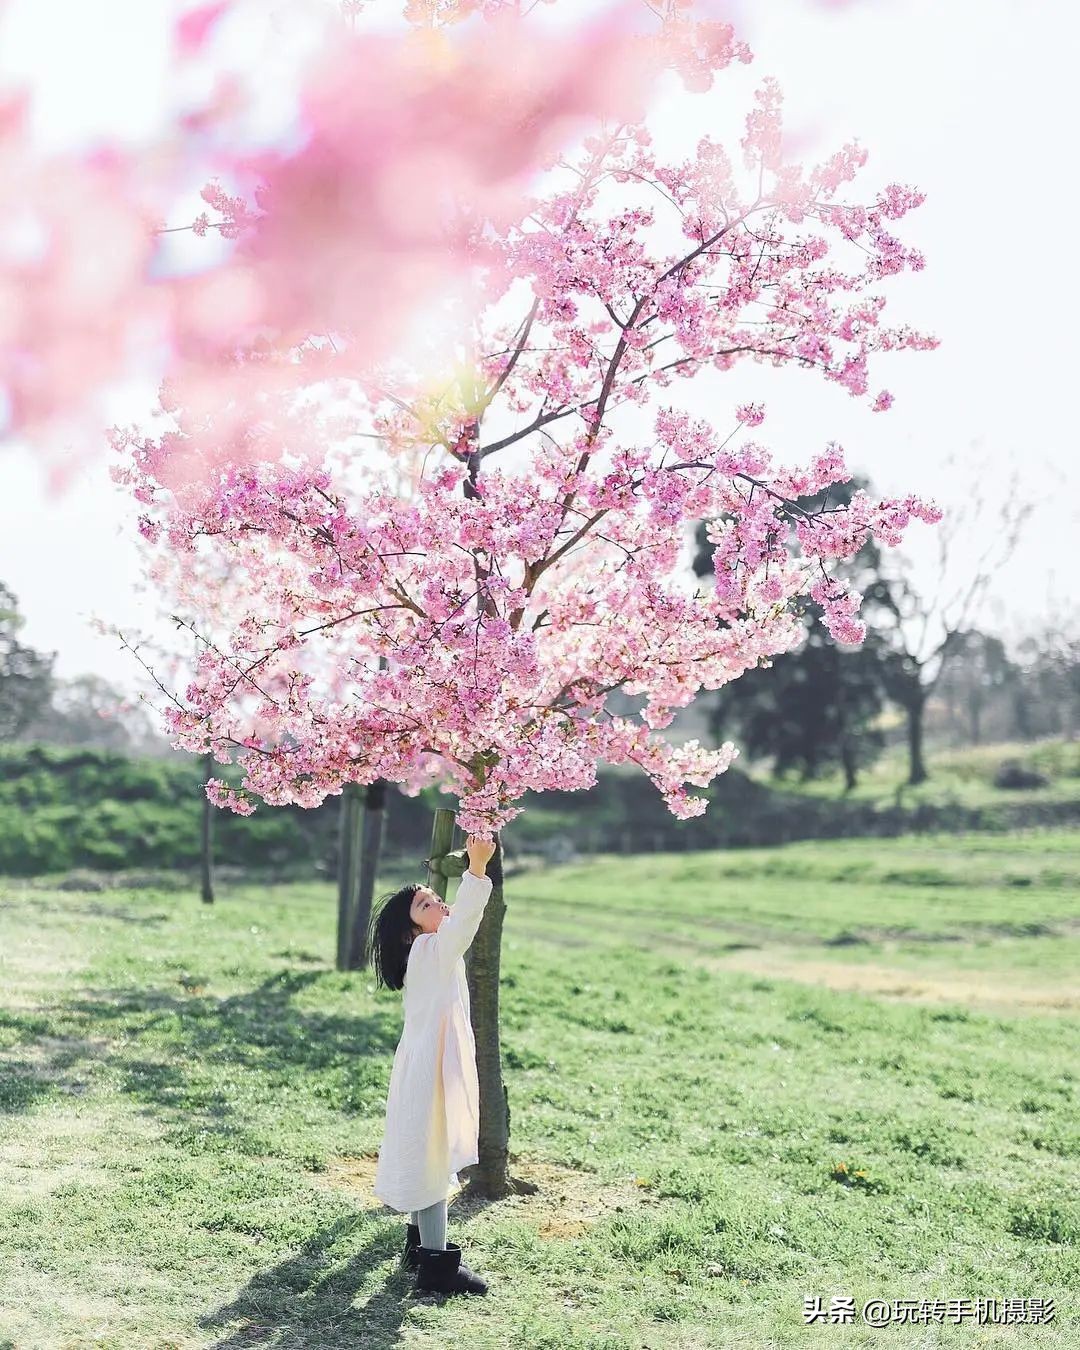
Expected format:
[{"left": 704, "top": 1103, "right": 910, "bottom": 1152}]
[
  {"left": 463, "top": 833, "right": 511, "bottom": 1198},
  {"left": 425, "top": 808, "right": 535, "bottom": 1202},
  {"left": 840, "top": 737, "right": 858, "bottom": 793},
  {"left": 346, "top": 778, "right": 386, "bottom": 970},
  {"left": 336, "top": 782, "right": 361, "bottom": 970},
  {"left": 1065, "top": 689, "right": 1079, "bottom": 743},
  {"left": 907, "top": 697, "right": 928, "bottom": 786},
  {"left": 943, "top": 683, "right": 959, "bottom": 744},
  {"left": 200, "top": 752, "right": 215, "bottom": 904},
  {"left": 1011, "top": 687, "right": 1032, "bottom": 741}
]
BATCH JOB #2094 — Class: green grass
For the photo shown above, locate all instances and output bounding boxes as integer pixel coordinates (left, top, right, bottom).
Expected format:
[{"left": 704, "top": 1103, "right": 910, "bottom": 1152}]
[
  {"left": 1, "top": 831, "right": 1078, "bottom": 1347},
  {"left": 766, "top": 738, "right": 1080, "bottom": 811}
]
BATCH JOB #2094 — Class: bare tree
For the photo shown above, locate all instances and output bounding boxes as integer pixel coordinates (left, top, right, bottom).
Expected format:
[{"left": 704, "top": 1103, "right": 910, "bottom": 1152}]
[
  {"left": 876, "top": 475, "right": 1031, "bottom": 784},
  {"left": 934, "top": 629, "right": 1018, "bottom": 746}
]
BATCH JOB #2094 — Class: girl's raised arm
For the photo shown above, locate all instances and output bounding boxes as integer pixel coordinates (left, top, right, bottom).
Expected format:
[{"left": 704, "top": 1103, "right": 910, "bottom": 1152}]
[
  {"left": 429, "top": 870, "right": 492, "bottom": 974},
  {"left": 427, "top": 833, "right": 496, "bottom": 975}
]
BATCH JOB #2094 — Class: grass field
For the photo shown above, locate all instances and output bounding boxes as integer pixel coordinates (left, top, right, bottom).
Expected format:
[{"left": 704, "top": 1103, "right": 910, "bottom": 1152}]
[
  {"left": 1, "top": 831, "right": 1078, "bottom": 1348},
  {"left": 762, "top": 739, "right": 1080, "bottom": 814}
]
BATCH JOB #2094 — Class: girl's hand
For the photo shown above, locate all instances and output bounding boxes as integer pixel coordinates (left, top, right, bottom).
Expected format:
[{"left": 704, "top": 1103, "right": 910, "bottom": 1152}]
[{"left": 465, "top": 833, "right": 496, "bottom": 873}]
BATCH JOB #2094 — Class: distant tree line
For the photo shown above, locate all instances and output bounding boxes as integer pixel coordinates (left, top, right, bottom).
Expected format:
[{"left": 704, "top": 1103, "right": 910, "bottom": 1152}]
[
  {"left": 0, "top": 581, "right": 167, "bottom": 758},
  {"left": 933, "top": 626, "right": 1080, "bottom": 748}
]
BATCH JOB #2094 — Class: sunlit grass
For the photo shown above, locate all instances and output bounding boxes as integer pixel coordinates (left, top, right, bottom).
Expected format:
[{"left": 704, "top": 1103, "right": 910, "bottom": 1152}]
[
  {"left": 1, "top": 831, "right": 1077, "bottom": 1347},
  {"left": 761, "top": 738, "right": 1080, "bottom": 811}
]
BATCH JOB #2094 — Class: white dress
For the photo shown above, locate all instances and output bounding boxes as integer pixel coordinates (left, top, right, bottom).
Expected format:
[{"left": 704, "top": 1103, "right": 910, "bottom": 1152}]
[{"left": 373, "top": 869, "right": 493, "bottom": 1213}]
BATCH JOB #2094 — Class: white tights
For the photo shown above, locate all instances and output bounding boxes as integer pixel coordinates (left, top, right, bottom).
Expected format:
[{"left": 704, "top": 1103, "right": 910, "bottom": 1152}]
[{"left": 408, "top": 1198, "right": 447, "bottom": 1251}]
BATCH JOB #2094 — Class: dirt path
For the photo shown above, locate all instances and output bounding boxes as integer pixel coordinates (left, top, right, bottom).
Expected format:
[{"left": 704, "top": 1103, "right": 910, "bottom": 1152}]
[{"left": 699, "top": 946, "right": 1080, "bottom": 1014}]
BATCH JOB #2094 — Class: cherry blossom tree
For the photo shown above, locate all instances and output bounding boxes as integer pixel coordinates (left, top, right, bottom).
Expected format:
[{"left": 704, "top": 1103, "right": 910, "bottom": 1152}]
[
  {"left": 97, "top": 0, "right": 944, "bottom": 1195},
  {"left": 0, "top": 0, "right": 942, "bottom": 1196}
]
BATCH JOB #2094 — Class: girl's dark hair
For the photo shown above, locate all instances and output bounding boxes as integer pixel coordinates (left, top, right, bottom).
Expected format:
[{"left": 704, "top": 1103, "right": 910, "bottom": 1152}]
[{"left": 366, "top": 883, "right": 422, "bottom": 991}]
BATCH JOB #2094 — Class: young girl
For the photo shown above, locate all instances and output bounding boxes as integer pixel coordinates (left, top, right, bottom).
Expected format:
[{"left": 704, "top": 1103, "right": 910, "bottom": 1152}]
[{"left": 367, "top": 831, "right": 496, "bottom": 1297}]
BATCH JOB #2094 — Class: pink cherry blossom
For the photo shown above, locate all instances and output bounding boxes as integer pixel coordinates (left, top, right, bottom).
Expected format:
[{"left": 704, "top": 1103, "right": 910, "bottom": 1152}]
[
  {"left": 2, "top": 0, "right": 944, "bottom": 833},
  {"left": 4, "top": 1, "right": 755, "bottom": 474},
  {"left": 175, "top": 2, "right": 231, "bottom": 56}
]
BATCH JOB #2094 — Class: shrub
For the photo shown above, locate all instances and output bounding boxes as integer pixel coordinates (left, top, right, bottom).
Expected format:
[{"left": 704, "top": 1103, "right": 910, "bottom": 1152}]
[{"left": 993, "top": 759, "right": 1051, "bottom": 790}]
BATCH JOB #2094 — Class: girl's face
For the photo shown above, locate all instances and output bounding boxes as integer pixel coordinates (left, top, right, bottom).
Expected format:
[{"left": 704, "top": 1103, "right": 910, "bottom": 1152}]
[{"left": 410, "top": 886, "right": 449, "bottom": 935}]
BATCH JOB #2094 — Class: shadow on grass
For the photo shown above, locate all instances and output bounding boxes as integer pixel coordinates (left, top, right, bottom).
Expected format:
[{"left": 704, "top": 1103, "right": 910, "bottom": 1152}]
[
  {"left": 0, "top": 970, "right": 400, "bottom": 1126},
  {"left": 0, "top": 1012, "right": 112, "bottom": 1113},
  {"left": 0, "top": 897, "right": 174, "bottom": 926},
  {"left": 1, "top": 971, "right": 488, "bottom": 1343},
  {"left": 200, "top": 1193, "right": 505, "bottom": 1349},
  {"left": 198, "top": 1214, "right": 419, "bottom": 1349}
]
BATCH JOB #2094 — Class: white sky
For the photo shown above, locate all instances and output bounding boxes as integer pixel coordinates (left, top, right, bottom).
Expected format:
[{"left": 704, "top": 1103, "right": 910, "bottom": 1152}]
[{"left": 0, "top": 0, "right": 1076, "bottom": 693}]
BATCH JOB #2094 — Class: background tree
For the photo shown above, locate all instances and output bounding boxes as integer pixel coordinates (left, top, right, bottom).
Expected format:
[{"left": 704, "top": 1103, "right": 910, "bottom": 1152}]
[
  {"left": 18, "top": 671, "right": 164, "bottom": 755},
  {"left": 201, "top": 749, "right": 216, "bottom": 904},
  {"left": 0, "top": 583, "right": 55, "bottom": 743},
  {"left": 1012, "top": 624, "right": 1080, "bottom": 742},
  {"left": 873, "top": 477, "right": 1030, "bottom": 785},
  {"left": 933, "top": 628, "right": 1018, "bottom": 747}
]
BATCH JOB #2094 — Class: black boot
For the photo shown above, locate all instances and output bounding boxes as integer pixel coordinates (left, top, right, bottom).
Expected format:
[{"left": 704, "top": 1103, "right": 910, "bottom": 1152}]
[
  {"left": 401, "top": 1222, "right": 421, "bottom": 1270},
  {"left": 414, "top": 1242, "right": 489, "bottom": 1297}
]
